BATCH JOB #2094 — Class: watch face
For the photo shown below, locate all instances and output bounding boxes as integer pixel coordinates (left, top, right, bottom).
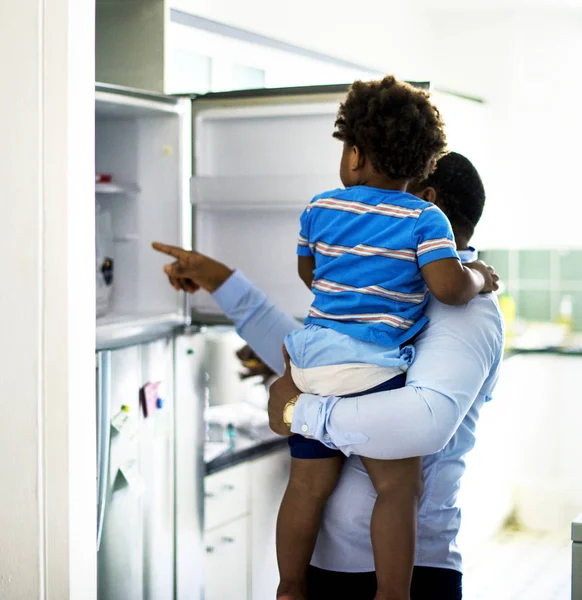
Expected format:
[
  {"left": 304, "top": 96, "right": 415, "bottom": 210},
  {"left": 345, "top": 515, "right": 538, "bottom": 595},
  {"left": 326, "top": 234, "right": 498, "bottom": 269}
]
[{"left": 284, "top": 403, "right": 294, "bottom": 425}]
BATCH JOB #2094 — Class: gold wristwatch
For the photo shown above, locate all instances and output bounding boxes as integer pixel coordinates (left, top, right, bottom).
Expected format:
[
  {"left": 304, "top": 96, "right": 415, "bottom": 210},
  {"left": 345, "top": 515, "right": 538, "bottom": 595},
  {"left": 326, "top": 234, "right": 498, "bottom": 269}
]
[{"left": 283, "top": 394, "right": 301, "bottom": 427}]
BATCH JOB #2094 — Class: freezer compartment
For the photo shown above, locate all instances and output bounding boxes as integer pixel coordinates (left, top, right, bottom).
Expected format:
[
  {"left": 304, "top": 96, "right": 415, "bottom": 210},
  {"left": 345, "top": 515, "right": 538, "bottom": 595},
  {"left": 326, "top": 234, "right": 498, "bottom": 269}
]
[
  {"left": 190, "top": 93, "right": 346, "bottom": 319},
  {"left": 95, "top": 87, "right": 190, "bottom": 347}
]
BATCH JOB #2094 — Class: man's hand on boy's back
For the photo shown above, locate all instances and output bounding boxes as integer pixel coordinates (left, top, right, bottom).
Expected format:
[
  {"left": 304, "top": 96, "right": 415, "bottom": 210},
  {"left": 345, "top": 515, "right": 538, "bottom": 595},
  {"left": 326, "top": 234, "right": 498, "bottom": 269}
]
[{"left": 466, "top": 260, "right": 500, "bottom": 294}]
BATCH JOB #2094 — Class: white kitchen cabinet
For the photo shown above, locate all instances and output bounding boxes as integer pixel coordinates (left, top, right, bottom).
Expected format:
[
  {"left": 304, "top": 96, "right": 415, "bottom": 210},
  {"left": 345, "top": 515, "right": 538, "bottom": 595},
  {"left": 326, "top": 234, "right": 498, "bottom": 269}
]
[
  {"left": 204, "top": 448, "right": 290, "bottom": 600},
  {"left": 205, "top": 462, "right": 250, "bottom": 532},
  {"left": 250, "top": 449, "right": 290, "bottom": 600},
  {"left": 205, "top": 516, "right": 250, "bottom": 600},
  {"left": 495, "top": 353, "right": 582, "bottom": 531}
]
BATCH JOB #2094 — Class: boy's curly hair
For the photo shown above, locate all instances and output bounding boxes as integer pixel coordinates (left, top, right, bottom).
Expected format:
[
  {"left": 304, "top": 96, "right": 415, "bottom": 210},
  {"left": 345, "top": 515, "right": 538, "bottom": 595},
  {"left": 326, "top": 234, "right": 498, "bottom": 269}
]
[{"left": 333, "top": 76, "right": 447, "bottom": 181}]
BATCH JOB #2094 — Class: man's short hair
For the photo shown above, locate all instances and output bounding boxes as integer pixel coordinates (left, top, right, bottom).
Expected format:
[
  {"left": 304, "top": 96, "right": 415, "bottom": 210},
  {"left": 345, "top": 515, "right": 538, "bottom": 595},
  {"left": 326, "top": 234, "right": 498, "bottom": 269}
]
[{"left": 417, "top": 151, "right": 485, "bottom": 239}]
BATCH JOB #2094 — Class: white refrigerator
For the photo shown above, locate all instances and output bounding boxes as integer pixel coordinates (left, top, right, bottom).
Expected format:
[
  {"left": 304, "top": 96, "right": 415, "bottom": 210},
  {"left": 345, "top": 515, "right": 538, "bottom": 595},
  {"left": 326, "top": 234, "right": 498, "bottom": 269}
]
[{"left": 94, "top": 82, "right": 485, "bottom": 600}]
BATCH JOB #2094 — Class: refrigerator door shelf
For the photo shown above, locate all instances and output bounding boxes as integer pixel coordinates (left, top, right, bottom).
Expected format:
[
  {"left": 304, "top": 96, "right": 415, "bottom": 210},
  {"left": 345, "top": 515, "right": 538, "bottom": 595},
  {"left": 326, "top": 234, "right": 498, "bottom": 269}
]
[{"left": 96, "top": 312, "right": 185, "bottom": 351}]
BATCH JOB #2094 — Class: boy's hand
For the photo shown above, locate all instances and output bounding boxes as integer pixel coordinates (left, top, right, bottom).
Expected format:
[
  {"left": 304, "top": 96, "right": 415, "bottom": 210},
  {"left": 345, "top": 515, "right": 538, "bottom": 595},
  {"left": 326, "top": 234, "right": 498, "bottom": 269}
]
[
  {"left": 152, "top": 242, "right": 234, "bottom": 293},
  {"left": 268, "top": 347, "right": 300, "bottom": 437},
  {"left": 466, "top": 260, "right": 500, "bottom": 293}
]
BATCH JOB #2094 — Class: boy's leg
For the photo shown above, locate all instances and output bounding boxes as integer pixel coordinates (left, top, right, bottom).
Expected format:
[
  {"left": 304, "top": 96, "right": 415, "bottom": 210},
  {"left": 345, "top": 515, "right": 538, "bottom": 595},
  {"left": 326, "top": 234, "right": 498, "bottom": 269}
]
[
  {"left": 360, "top": 456, "right": 423, "bottom": 600},
  {"left": 276, "top": 454, "right": 344, "bottom": 599}
]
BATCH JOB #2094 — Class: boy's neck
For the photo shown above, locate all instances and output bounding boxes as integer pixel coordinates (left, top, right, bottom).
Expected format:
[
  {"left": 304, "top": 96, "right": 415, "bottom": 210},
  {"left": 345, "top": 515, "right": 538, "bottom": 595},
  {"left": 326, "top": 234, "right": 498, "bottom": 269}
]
[{"left": 357, "top": 173, "right": 409, "bottom": 192}]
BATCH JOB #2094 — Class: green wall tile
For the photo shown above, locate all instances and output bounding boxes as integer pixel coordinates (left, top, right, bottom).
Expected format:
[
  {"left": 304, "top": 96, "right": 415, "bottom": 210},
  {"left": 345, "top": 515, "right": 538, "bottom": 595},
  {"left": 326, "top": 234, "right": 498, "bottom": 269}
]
[
  {"left": 479, "top": 249, "right": 510, "bottom": 283},
  {"left": 559, "top": 250, "right": 582, "bottom": 283},
  {"left": 517, "top": 289, "right": 552, "bottom": 321},
  {"left": 518, "top": 250, "right": 551, "bottom": 281}
]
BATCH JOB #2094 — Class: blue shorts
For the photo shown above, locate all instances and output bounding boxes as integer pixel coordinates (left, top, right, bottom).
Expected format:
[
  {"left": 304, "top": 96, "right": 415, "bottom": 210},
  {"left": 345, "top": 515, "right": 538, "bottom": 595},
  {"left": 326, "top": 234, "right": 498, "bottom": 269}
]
[{"left": 288, "top": 373, "right": 407, "bottom": 459}]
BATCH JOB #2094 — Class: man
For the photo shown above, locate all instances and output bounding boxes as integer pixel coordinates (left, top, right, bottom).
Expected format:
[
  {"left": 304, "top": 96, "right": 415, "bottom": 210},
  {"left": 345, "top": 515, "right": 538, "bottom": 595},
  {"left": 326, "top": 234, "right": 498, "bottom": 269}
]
[{"left": 153, "top": 152, "right": 504, "bottom": 599}]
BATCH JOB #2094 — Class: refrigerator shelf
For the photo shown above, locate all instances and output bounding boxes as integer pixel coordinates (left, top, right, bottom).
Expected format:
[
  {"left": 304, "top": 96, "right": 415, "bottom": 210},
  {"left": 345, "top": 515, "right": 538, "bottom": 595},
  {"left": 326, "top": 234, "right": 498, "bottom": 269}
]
[
  {"left": 96, "top": 312, "right": 185, "bottom": 351},
  {"left": 96, "top": 182, "right": 141, "bottom": 196}
]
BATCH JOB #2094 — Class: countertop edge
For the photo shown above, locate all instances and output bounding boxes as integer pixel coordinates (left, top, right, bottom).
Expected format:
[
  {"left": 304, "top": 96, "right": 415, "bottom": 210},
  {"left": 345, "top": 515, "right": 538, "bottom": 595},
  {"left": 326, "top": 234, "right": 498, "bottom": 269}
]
[{"left": 205, "top": 437, "right": 288, "bottom": 476}]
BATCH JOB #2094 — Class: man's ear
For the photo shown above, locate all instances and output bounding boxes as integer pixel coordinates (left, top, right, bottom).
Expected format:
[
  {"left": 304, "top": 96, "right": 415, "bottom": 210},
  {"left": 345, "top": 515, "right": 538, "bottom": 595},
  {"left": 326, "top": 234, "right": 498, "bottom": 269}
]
[{"left": 417, "top": 186, "right": 437, "bottom": 204}]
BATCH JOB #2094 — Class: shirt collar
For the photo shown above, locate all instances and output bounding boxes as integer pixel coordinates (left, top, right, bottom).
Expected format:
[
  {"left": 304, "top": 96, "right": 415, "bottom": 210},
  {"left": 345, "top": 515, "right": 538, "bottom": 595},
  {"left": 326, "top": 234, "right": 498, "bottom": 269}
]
[{"left": 458, "top": 246, "right": 478, "bottom": 264}]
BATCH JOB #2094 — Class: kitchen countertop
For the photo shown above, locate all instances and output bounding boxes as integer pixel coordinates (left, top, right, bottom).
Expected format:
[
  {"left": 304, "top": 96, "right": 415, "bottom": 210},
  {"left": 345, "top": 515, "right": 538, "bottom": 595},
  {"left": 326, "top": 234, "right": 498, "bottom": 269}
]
[
  {"left": 505, "top": 345, "right": 582, "bottom": 359},
  {"left": 205, "top": 344, "right": 582, "bottom": 476},
  {"left": 205, "top": 427, "right": 288, "bottom": 475}
]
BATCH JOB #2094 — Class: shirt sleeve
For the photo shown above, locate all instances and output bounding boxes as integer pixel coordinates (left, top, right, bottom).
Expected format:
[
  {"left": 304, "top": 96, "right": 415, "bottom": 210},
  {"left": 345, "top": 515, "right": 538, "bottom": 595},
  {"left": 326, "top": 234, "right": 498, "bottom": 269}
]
[
  {"left": 414, "top": 205, "right": 459, "bottom": 268},
  {"left": 297, "top": 205, "right": 313, "bottom": 257},
  {"left": 290, "top": 295, "right": 504, "bottom": 459},
  {"left": 212, "top": 269, "right": 302, "bottom": 375}
]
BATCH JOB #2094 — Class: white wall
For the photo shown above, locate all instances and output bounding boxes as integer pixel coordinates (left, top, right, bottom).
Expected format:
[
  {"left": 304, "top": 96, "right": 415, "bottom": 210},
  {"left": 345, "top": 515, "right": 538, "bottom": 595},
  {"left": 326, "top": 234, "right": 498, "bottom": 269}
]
[
  {"left": 0, "top": 1, "right": 96, "bottom": 599},
  {"left": 424, "top": 9, "right": 582, "bottom": 249},
  {"left": 170, "top": 0, "right": 432, "bottom": 79}
]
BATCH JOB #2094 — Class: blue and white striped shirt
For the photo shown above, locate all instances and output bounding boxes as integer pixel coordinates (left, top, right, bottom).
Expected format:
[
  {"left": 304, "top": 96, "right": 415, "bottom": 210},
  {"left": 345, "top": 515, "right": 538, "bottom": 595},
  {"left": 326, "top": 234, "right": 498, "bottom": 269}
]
[{"left": 297, "top": 186, "right": 459, "bottom": 347}]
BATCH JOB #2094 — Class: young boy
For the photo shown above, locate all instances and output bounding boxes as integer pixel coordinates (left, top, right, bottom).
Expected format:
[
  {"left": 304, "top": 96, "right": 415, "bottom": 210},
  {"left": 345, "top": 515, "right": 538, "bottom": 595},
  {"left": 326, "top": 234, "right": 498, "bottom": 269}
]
[{"left": 277, "top": 77, "right": 497, "bottom": 600}]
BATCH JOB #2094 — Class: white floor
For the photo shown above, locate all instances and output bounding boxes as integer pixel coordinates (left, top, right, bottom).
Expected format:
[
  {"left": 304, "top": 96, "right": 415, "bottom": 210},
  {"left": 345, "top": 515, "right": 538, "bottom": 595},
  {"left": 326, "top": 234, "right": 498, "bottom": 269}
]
[{"left": 463, "top": 528, "right": 572, "bottom": 600}]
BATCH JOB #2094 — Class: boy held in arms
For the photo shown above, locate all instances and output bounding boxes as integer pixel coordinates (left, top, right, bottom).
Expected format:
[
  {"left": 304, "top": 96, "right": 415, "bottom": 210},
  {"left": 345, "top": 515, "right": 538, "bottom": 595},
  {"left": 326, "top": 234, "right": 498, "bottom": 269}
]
[{"left": 277, "top": 76, "right": 498, "bottom": 600}]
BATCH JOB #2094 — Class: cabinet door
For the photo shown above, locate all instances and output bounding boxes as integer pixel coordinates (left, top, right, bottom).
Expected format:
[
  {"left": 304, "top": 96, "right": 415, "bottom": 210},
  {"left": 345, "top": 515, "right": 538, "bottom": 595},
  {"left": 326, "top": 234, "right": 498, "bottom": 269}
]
[
  {"left": 250, "top": 449, "right": 291, "bottom": 600},
  {"left": 205, "top": 517, "right": 249, "bottom": 600}
]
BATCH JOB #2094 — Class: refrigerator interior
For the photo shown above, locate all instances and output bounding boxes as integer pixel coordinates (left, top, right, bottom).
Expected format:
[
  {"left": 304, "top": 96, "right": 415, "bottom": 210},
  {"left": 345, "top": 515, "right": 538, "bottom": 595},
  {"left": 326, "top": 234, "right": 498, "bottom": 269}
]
[
  {"left": 95, "top": 90, "right": 189, "bottom": 340},
  {"left": 190, "top": 90, "right": 347, "bottom": 320}
]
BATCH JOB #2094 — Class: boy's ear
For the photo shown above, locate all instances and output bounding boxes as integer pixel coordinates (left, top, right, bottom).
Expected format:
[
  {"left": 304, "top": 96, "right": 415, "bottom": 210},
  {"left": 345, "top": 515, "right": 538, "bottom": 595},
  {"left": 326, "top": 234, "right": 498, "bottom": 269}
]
[
  {"left": 417, "top": 186, "right": 437, "bottom": 204},
  {"left": 351, "top": 145, "right": 366, "bottom": 170}
]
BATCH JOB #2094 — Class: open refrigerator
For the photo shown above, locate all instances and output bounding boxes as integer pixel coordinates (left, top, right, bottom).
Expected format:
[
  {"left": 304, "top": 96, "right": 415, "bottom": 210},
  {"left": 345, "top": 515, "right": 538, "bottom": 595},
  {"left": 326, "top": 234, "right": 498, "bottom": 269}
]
[{"left": 94, "top": 82, "right": 486, "bottom": 600}]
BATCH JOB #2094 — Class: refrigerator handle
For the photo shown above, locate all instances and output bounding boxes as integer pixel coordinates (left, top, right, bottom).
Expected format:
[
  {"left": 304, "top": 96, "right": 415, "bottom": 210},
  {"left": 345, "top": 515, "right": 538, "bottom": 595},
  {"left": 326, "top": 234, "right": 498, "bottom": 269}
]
[{"left": 96, "top": 351, "right": 112, "bottom": 551}]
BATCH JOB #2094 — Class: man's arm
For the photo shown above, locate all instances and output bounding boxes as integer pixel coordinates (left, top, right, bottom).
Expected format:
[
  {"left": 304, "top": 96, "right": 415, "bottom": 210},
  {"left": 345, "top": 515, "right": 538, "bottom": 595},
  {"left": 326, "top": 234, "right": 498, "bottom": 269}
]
[
  {"left": 212, "top": 270, "right": 302, "bottom": 375},
  {"left": 151, "top": 242, "right": 301, "bottom": 375},
  {"left": 288, "top": 296, "right": 504, "bottom": 459}
]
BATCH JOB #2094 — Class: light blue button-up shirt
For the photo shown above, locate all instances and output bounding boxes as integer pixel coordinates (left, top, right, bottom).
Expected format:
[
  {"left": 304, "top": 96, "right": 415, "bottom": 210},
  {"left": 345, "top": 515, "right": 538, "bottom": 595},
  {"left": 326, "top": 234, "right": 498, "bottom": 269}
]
[{"left": 212, "top": 248, "right": 504, "bottom": 573}]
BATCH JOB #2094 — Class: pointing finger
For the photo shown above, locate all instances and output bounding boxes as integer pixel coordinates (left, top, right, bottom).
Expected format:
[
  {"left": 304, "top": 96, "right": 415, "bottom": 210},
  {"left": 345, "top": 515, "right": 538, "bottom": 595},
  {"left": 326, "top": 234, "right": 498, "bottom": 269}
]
[{"left": 152, "top": 242, "right": 194, "bottom": 261}]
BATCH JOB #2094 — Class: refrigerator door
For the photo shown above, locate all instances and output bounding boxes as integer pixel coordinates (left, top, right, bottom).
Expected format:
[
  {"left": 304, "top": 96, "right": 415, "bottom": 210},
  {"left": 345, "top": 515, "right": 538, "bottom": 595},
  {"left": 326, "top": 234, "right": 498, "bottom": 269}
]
[
  {"left": 140, "top": 337, "right": 176, "bottom": 600},
  {"left": 174, "top": 332, "right": 206, "bottom": 600},
  {"left": 189, "top": 85, "right": 351, "bottom": 320},
  {"left": 188, "top": 84, "right": 436, "bottom": 321},
  {"left": 97, "top": 344, "right": 144, "bottom": 600}
]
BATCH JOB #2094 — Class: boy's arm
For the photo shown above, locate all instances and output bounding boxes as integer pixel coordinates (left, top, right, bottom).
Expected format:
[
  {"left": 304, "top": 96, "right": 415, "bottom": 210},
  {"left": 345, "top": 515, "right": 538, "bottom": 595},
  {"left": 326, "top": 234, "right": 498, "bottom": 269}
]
[
  {"left": 422, "top": 258, "right": 496, "bottom": 306},
  {"left": 296, "top": 203, "right": 315, "bottom": 288},
  {"left": 298, "top": 255, "right": 316, "bottom": 289},
  {"left": 415, "top": 206, "right": 496, "bottom": 305}
]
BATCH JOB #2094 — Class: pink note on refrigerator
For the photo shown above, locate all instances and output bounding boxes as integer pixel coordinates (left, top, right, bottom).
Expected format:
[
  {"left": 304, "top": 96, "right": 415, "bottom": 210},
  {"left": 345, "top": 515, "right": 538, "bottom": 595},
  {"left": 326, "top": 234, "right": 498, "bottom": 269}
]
[{"left": 140, "top": 381, "right": 160, "bottom": 418}]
